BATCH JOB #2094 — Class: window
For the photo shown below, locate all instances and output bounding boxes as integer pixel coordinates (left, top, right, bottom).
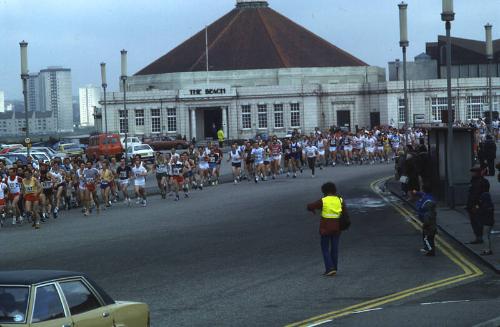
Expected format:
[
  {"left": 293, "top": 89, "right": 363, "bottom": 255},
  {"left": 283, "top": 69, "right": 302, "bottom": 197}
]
[
  {"left": 32, "top": 284, "right": 65, "bottom": 323},
  {"left": 431, "top": 97, "right": 455, "bottom": 121},
  {"left": 0, "top": 286, "right": 29, "bottom": 323},
  {"left": 241, "top": 105, "right": 252, "bottom": 129},
  {"left": 467, "top": 96, "right": 486, "bottom": 120},
  {"left": 258, "top": 104, "right": 267, "bottom": 129},
  {"left": 151, "top": 108, "right": 161, "bottom": 133},
  {"left": 119, "top": 110, "right": 128, "bottom": 133},
  {"left": 290, "top": 103, "right": 301, "bottom": 127},
  {"left": 59, "top": 281, "right": 101, "bottom": 316},
  {"left": 398, "top": 99, "right": 406, "bottom": 123},
  {"left": 135, "top": 109, "right": 144, "bottom": 126},
  {"left": 274, "top": 104, "right": 284, "bottom": 128},
  {"left": 167, "top": 108, "right": 177, "bottom": 132}
]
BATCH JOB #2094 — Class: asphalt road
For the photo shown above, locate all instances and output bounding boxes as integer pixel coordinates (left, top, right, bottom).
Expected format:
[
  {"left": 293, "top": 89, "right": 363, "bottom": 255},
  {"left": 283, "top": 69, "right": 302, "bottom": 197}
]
[{"left": 1, "top": 164, "right": 499, "bottom": 326}]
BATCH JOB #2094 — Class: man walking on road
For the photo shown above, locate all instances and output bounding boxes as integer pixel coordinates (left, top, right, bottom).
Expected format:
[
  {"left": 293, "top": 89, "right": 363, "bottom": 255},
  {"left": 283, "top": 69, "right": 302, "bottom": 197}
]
[
  {"left": 466, "top": 166, "right": 490, "bottom": 244},
  {"left": 414, "top": 185, "right": 437, "bottom": 256},
  {"left": 307, "top": 182, "right": 348, "bottom": 276}
]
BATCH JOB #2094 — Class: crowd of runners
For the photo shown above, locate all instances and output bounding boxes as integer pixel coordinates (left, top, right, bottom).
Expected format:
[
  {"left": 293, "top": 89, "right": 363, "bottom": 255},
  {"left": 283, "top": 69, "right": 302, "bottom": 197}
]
[{"left": 0, "top": 126, "right": 427, "bottom": 230}]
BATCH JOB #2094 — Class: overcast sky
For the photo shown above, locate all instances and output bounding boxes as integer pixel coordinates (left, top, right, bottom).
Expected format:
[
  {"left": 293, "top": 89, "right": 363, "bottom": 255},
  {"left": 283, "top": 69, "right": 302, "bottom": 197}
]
[{"left": 0, "top": 0, "right": 498, "bottom": 100}]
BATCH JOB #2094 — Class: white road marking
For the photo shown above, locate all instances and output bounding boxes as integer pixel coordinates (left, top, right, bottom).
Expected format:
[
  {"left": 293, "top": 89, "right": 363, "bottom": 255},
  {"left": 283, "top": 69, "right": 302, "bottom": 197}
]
[
  {"left": 420, "top": 300, "right": 471, "bottom": 306},
  {"left": 352, "top": 307, "right": 383, "bottom": 314},
  {"left": 307, "top": 319, "right": 333, "bottom": 327}
]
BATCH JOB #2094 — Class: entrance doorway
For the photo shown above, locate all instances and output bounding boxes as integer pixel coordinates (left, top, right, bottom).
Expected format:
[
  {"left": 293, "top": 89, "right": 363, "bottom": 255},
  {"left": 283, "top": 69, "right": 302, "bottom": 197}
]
[
  {"left": 337, "top": 110, "right": 351, "bottom": 131},
  {"left": 203, "top": 108, "right": 222, "bottom": 139},
  {"left": 370, "top": 112, "right": 380, "bottom": 129}
]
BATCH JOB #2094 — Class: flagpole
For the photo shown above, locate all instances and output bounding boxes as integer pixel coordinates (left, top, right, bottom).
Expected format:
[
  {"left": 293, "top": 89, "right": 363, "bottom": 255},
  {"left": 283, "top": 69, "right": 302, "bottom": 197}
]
[{"left": 205, "top": 25, "right": 209, "bottom": 85}]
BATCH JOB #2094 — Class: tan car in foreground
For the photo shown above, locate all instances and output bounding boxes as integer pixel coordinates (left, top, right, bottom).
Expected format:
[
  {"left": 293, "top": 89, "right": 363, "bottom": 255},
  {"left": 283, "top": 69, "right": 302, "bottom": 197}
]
[{"left": 0, "top": 270, "right": 149, "bottom": 326}]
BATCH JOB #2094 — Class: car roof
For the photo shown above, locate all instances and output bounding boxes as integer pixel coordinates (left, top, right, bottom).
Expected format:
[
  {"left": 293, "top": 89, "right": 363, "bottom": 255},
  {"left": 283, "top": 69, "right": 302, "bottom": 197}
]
[{"left": 0, "top": 270, "right": 86, "bottom": 285}]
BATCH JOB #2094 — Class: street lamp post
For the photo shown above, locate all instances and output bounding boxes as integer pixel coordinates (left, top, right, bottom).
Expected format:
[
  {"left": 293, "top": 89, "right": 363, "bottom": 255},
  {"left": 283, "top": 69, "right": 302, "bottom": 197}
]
[
  {"left": 485, "top": 24, "right": 494, "bottom": 133},
  {"left": 398, "top": 2, "right": 409, "bottom": 153},
  {"left": 442, "top": 0, "right": 455, "bottom": 207},
  {"left": 100, "top": 62, "right": 108, "bottom": 134},
  {"left": 121, "top": 50, "right": 128, "bottom": 165},
  {"left": 19, "top": 41, "right": 30, "bottom": 157}
]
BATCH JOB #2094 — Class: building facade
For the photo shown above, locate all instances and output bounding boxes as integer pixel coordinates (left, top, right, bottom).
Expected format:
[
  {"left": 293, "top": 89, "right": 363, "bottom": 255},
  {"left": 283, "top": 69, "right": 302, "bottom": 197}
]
[
  {"left": 79, "top": 85, "right": 101, "bottom": 127},
  {"left": 98, "top": 0, "right": 499, "bottom": 139},
  {"left": 0, "top": 91, "right": 4, "bottom": 113},
  {"left": 0, "top": 111, "right": 56, "bottom": 136}
]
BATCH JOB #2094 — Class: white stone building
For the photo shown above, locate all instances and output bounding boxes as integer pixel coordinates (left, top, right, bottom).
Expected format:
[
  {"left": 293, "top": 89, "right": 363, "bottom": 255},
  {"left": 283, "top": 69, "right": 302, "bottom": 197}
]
[
  {"left": 99, "top": 0, "right": 500, "bottom": 140},
  {"left": 79, "top": 85, "right": 101, "bottom": 127}
]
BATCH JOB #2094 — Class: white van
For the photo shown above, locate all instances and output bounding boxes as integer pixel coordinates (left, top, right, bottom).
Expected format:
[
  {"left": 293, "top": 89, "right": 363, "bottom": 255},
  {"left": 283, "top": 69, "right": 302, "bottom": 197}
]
[{"left": 120, "top": 136, "right": 142, "bottom": 149}]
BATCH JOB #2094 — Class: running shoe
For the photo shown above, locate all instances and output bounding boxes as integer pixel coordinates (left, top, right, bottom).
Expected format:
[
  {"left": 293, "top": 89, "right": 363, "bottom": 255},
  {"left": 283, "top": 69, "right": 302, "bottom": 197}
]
[
  {"left": 174, "top": 195, "right": 180, "bottom": 202},
  {"left": 234, "top": 180, "right": 238, "bottom": 185},
  {"left": 199, "top": 184, "right": 203, "bottom": 190},
  {"left": 12, "top": 217, "right": 16, "bottom": 225},
  {"left": 184, "top": 193, "right": 189, "bottom": 198},
  {"left": 136, "top": 198, "right": 141, "bottom": 204},
  {"left": 142, "top": 200, "right": 147, "bottom": 207}
]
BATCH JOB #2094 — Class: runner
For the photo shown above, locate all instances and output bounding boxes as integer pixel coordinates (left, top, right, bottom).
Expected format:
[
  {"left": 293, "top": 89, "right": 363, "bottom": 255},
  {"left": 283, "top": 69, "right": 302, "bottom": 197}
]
[
  {"left": 83, "top": 161, "right": 100, "bottom": 216},
  {"left": 197, "top": 146, "right": 209, "bottom": 190},
  {"left": 170, "top": 154, "right": 189, "bottom": 201},
  {"left": 207, "top": 145, "right": 220, "bottom": 185},
  {"left": 304, "top": 139, "right": 319, "bottom": 178},
  {"left": 289, "top": 138, "right": 302, "bottom": 178},
  {"left": 316, "top": 134, "right": 327, "bottom": 170},
  {"left": 263, "top": 141, "right": 271, "bottom": 179},
  {"left": 116, "top": 158, "right": 132, "bottom": 206},
  {"left": 365, "top": 132, "right": 377, "bottom": 165},
  {"left": 343, "top": 132, "right": 353, "bottom": 166},
  {"left": 100, "top": 161, "right": 114, "bottom": 208},
  {"left": 39, "top": 163, "right": 54, "bottom": 221},
  {"left": 244, "top": 142, "right": 254, "bottom": 182},
  {"left": 228, "top": 143, "right": 243, "bottom": 184},
  {"left": 5, "top": 168, "right": 22, "bottom": 225},
  {"left": 154, "top": 152, "right": 169, "bottom": 199},
  {"left": 21, "top": 168, "right": 42, "bottom": 229},
  {"left": 131, "top": 157, "right": 148, "bottom": 207},
  {"left": 76, "top": 162, "right": 87, "bottom": 210},
  {"left": 50, "top": 162, "right": 66, "bottom": 218},
  {"left": 270, "top": 137, "right": 282, "bottom": 179},
  {"left": 0, "top": 178, "right": 8, "bottom": 228},
  {"left": 251, "top": 141, "right": 265, "bottom": 182}
]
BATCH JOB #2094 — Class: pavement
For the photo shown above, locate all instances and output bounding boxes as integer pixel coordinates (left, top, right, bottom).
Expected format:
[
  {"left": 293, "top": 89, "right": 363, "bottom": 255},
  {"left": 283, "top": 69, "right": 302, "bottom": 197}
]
[
  {"left": 1, "top": 163, "right": 500, "bottom": 326},
  {"left": 386, "top": 175, "right": 500, "bottom": 274}
]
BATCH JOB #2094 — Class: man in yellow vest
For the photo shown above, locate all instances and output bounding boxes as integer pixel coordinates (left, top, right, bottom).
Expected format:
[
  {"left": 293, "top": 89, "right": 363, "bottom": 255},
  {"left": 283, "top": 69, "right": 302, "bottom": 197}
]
[
  {"left": 217, "top": 127, "right": 225, "bottom": 148},
  {"left": 307, "top": 182, "right": 348, "bottom": 276}
]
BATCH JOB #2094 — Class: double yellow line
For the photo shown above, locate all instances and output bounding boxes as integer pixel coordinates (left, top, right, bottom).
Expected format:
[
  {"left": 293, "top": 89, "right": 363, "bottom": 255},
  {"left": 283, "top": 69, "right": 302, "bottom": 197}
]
[{"left": 286, "top": 177, "right": 483, "bottom": 327}]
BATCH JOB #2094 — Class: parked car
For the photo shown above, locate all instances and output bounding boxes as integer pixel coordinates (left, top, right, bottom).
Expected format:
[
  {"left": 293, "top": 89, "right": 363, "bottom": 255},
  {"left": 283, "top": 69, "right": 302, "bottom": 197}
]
[
  {"left": 120, "top": 136, "right": 142, "bottom": 149},
  {"left": 126, "top": 144, "right": 155, "bottom": 162},
  {"left": 0, "top": 157, "right": 14, "bottom": 168},
  {"left": 29, "top": 146, "right": 67, "bottom": 159},
  {"left": 1, "top": 153, "right": 29, "bottom": 165},
  {"left": 12, "top": 151, "right": 51, "bottom": 164},
  {"left": 0, "top": 270, "right": 150, "bottom": 326},
  {"left": 58, "top": 143, "right": 84, "bottom": 156},
  {"left": 144, "top": 136, "right": 189, "bottom": 151},
  {"left": 86, "top": 133, "right": 123, "bottom": 161}
]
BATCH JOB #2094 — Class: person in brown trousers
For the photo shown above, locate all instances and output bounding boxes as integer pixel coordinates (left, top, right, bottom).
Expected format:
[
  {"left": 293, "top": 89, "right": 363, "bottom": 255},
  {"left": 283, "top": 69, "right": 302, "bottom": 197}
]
[{"left": 307, "top": 182, "right": 349, "bottom": 276}]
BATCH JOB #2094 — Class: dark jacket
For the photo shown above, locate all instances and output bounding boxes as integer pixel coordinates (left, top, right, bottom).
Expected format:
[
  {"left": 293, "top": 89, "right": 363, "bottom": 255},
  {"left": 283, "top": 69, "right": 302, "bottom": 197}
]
[
  {"left": 477, "top": 192, "right": 495, "bottom": 226},
  {"left": 467, "top": 176, "right": 490, "bottom": 212},
  {"left": 483, "top": 139, "right": 497, "bottom": 161},
  {"left": 416, "top": 192, "right": 437, "bottom": 234}
]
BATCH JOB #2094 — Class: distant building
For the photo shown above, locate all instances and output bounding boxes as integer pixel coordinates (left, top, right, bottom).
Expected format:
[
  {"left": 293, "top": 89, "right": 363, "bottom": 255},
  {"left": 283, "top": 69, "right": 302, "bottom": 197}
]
[
  {"left": 5, "top": 104, "right": 14, "bottom": 112},
  {"left": 79, "top": 85, "right": 101, "bottom": 127},
  {"left": 0, "top": 67, "right": 73, "bottom": 136},
  {"left": 0, "top": 91, "right": 4, "bottom": 113},
  {"left": 388, "top": 53, "right": 438, "bottom": 81},
  {"left": 0, "top": 111, "right": 56, "bottom": 136}
]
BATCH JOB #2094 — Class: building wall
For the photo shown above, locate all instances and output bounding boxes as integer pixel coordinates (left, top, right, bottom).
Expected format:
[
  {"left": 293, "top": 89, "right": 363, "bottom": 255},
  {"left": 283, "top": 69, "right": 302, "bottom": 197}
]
[
  {"left": 39, "top": 68, "right": 73, "bottom": 133},
  {"left": 79, "top": 85, "right": 101, "bottom": 127},
  {"left": 0, "top": 91, "right": 4, "bottom": 113}
]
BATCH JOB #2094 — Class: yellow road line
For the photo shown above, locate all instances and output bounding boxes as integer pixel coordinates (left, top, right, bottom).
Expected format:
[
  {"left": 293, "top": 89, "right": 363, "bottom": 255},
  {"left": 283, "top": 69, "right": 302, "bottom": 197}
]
[{"left": 285, "top": 177, "right": 483, "bottom": 327}]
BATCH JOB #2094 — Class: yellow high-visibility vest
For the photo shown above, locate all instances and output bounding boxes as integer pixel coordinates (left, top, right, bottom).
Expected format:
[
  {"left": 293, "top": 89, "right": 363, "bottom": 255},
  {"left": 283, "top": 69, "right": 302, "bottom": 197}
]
[{"left": 321, "top": 196, "right": 342, "bottom": 219}]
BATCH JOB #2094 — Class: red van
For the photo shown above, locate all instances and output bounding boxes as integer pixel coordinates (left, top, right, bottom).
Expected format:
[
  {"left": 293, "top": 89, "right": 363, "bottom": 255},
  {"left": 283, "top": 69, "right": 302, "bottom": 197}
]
[{"left": 86, "top": 133, "right": 123, "bottom": 160}]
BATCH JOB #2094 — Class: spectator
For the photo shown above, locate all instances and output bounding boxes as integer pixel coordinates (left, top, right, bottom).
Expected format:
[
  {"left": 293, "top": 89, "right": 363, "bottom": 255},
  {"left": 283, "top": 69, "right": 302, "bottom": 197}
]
[
  {"left": 415, "top": 145, "right": 431, "bottom": 190},
  {"left": 404, "top": 147, "right": 420, "bottom": 194},
  {"left": 414, "top": 184, "right": 437, "bottom": 256},
  {"left": 477, "top": 182, "right": 494, "bottom": 255},
  {"left": 483, "top": 135, "right": 496, "bottom": 176},
  {"left": 466, "top": 166, "right": 490, "bottom": 244},
  {"left": 217, "top": 128, "right": 225, "bottom": 148}
]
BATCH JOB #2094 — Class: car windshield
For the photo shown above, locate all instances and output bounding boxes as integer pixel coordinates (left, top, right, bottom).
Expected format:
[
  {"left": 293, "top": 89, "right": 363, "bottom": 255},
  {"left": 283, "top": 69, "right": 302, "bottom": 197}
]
[
  {"left": 134, "top": 145, "right": 150, "bottom": 151},
  {"left": 0, "top": 286, "right": 29, "bottom": 323},
  {"left": 64, "top": 144, "right": 79, "bottom": 150}
]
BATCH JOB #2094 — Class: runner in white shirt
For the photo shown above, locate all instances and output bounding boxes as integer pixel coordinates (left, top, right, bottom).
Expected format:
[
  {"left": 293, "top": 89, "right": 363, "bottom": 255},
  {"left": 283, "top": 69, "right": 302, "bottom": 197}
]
[
  {"left": 227, "top": 143, "right": 243, "bottom": 184},
  {"left": 251, "top": 142, "right": 265, "bottom": 182},
  {"left": 316, "top": 136, "right": 327, "bottom": 170},
  {"left": 304, "top": 140, "right": 319, "bottom": 178},
  {"left": 365, "top": 133, "right": 377, "bottom": 164},
  {"left": 0, "top": 180, "right": 8, "bottom": 228},
  {"left": 131, "top": 157, "right": 148, "bottom": 207}
]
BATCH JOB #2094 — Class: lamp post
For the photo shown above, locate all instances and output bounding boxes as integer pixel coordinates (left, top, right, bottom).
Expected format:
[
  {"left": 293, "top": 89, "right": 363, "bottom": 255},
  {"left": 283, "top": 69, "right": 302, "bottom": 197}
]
[
  {"left": 485, "top": 23, "right": 494, "bottom": 133},
  {"left": 442, "top": 0, "right": 455, "bottom": 207},
  {"left": 100, "top": 62, "right": 108, "bottom": 134},
  {"left": 19, "top": 41, "right": 30, "bottom": 157},
  {"left": 121, "top": 49, "right": 128, "bottom": 165},
  {"left": 398, "top": 2, "right": 409, "bottom": 153}
]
